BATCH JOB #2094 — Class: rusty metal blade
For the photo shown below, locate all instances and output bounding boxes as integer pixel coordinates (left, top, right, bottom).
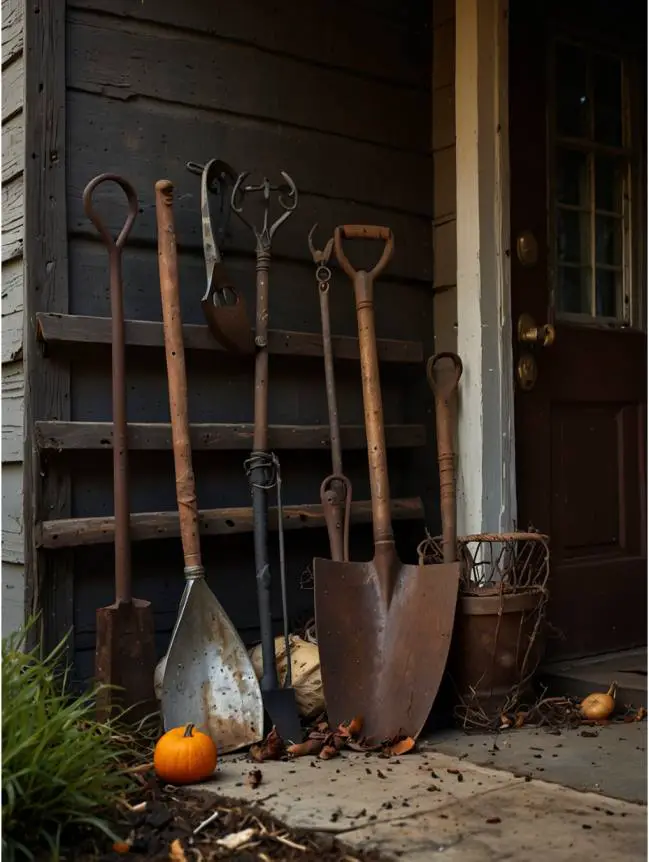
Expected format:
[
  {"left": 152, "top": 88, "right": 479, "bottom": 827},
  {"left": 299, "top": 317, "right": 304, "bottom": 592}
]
[
  {"left": 201, "top": 263, "right": 254, "bottom": 354},
  {"left": 95, "top": 599, "right": 157, "bottom": 724},
  {"left": 314, "top": 558, "right": 460, "bottom": 742},
  {"left": 161, "top": 577, "right": 264, "bottom": 753}
]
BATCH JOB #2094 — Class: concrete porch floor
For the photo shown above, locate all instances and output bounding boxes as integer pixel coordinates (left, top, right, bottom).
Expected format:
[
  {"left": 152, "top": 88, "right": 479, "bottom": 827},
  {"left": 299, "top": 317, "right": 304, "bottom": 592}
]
[{"left": 194, "top": 725, "right": 647, "bottom": 861}]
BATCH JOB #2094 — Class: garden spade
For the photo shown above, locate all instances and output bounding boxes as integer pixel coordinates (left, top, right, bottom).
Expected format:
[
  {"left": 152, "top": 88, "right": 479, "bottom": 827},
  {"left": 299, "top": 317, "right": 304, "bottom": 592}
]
[
  {"left": 314, "top": 225, "right": 461, "bottom": 743},
  {"left": 85, "top": 173, "right": 157, "bottom": 725},
  {"left": 155, "top": 179, "right": 264, "bottom": 753}
]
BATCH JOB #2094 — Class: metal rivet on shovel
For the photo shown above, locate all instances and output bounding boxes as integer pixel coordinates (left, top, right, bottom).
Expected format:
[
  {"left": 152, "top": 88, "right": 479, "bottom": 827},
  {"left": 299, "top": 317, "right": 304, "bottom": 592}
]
[
  {"left": 186, "top": 159, "right": 255, "bottom": 354},
  {"left": 84, "top": 173, "right": 157, "bottom": 725},
  {"left": 308, "top": 224, "right": 352, "bottom": 563},
  {"left": 314, "top": 225, "right": 462, "bottom": 744},
  {"left": 155, "top": 179, "right": 264, "bottom": 753},
  {"left": 231, "top": 170, "right": 303, "bottom": 745}
]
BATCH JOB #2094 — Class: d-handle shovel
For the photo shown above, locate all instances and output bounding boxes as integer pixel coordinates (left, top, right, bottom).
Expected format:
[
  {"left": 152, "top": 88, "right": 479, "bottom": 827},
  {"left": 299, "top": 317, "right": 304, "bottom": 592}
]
[{"left": 85, "top": 173, "right": 157, "bottom": 725}]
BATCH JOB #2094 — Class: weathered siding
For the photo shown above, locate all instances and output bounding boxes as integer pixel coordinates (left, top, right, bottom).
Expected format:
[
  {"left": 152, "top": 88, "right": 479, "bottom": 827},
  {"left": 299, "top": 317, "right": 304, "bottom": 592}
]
[
  {"left": 432, "top": 0, "right": 458, "bottom": 354},
  {"left": 33, "top": 0, "right": 438, "bottom": 680},
  {"left": 2, "top": 0, "right": 25, "bottom": 635}
]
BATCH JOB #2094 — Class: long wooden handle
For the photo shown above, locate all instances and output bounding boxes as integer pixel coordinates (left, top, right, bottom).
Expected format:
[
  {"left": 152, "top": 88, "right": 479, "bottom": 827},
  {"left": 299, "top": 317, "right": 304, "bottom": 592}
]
[{"left": 155, "top": 180, "right": 202, "bottom": 570}]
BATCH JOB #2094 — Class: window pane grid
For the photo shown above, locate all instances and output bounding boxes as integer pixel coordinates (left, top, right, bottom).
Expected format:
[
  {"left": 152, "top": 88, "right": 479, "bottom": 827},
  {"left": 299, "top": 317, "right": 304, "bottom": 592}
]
[{"left": 551, "top": 38, "right": 630, "bottom": 324}]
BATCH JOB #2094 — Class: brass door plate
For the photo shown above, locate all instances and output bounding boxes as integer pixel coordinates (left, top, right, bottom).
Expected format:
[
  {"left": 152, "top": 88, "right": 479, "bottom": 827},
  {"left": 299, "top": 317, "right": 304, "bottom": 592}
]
[{"left": 516, "top": 352, "right": 538, "bottom": 391}]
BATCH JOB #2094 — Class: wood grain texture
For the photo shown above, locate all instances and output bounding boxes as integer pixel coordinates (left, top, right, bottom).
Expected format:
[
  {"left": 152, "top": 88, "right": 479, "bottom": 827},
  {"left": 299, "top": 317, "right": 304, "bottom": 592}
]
[
  {"left": 68, "top": 0, "right": 430, "bottom": 88},
  {"left": 67, "top": 10, "right": 429, "bottom": 153},
  {"left": 23, "top": 0, "right": 72, "bottom": 652},
  {"left": 2, "top": 463, "right": 24, "bottom": 563},
  {"left": 2, "top": 51, "right": 23, "bottom": 122},
  {"left": 37, "top": 497, "right": 424, "bottom": 549},
  {"left": 1, "top": 174, "right": 23, "bottom": 263},
  {"left": 2, "top": 110, "right": 24, "bottom": 183},
  {"left": 1, "top": 362, "right": 23, "bottom": 462},
  {"left": 1, "top": 0, "right": 23, "bottom": 63},
  {"left": 36, "top": 313, "right": 424, "bottom": 364},
  {"left": 35, "top": 420, "right": 425, "bottom": 452},
  {"left": 2, "top": 257, "right": 23, "bottom": 362}
]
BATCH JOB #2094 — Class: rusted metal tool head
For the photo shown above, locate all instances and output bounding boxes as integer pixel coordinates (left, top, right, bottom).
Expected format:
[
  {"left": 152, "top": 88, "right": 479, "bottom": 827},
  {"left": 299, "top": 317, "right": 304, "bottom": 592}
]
[{"left": 187, "top": 159, "right": 254, "bottom": 354}]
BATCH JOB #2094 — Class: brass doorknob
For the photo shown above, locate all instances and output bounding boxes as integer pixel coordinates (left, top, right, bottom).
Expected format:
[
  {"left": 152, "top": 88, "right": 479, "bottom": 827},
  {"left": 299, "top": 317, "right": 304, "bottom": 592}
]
[{"left": 517, "top": 313, "right": 556, "bottom": 348}]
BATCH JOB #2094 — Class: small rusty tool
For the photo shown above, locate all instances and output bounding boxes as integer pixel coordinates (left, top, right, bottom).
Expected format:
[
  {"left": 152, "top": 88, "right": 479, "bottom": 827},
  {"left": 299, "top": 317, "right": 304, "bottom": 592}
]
[
  {"left": 231, "top": 170, "right": 302, "bottom": 744},
  {"left": 85, "top": 173, "right": 157, "bottom": 724},
  {"left": 185, "top": 159, "right": 254, "bottom": 354},
  {"left": 155, "top": 179, "right": 263, "bottom": 753},
  {"left": 308, "top": 224, "right": 352, "bottom": 563},
  {"left": 314, "top": 225, "right": 461, "bottom": 743}
]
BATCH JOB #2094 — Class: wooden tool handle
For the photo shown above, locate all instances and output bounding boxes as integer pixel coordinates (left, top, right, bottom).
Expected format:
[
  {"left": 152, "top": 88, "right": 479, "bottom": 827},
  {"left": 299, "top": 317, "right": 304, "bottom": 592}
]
[
  {"left": 333, "top": 225, "right": 394, "bottom": 281},
  {"left": 155, "top": 180, "right": 202, "bottom": 571},
  {"left": 426, "top": 353, "right": 463, "bottom": 565}
]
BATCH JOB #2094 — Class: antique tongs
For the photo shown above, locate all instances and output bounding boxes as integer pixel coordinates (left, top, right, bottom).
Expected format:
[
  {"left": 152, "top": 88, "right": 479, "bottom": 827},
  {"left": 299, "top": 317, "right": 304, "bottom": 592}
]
[
  {"left": 309, "top": 224, "right": 352, "bottom": 563},
  {"left": 186, "top": 159, "right": 254, "bottom": 353}
]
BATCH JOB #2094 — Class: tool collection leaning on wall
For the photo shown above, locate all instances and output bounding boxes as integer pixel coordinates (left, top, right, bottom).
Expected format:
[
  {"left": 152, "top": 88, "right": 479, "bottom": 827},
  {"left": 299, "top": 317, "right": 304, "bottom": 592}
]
[{"left": 86, "top": 161, "right": 464, "bottom": 755}]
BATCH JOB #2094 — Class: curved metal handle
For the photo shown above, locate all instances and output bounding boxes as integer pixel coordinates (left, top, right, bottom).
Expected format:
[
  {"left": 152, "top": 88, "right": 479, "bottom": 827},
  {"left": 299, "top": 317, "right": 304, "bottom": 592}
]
[
  {"left": 426, "top": 352, "right": 463, "bottom": 401},
  {"left": 83, "top": 173, "right": 138, "bottom": 251},
  {"left": 333, "top": 224, "right": 394, "bottom": 281}
]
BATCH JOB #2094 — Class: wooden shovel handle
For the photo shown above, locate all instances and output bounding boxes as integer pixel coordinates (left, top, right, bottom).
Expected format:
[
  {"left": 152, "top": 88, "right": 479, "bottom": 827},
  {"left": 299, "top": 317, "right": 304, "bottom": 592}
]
[{"left": 155, "top": 180, "right": 202, "bottom": 570}]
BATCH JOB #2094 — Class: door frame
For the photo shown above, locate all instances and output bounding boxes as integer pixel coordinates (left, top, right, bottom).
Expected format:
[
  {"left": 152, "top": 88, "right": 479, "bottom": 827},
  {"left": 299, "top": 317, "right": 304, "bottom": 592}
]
[{"left": 454, "top": 0, "right": 516, "bottom": 536}]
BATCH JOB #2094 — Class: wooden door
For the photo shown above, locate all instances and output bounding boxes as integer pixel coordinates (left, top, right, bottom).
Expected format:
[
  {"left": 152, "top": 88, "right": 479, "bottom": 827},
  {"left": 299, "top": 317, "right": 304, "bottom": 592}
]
[{"left": 509, "top": 0, "right": 647, "bottom": 659}]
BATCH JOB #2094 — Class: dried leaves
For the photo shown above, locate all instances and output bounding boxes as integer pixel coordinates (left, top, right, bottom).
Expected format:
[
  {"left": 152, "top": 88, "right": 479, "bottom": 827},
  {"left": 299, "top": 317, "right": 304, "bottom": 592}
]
[{"left": 249, "top": 727, "right": 286, "bottom": 763}]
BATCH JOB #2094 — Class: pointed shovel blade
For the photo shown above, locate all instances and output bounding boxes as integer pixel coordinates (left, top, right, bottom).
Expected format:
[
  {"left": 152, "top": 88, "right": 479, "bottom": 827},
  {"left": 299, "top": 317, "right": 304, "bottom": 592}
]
[
  {"left": 161, "top": 578, "right": 264, "bottom": 753},
  {"left": 314, "top": 558, "right": 460, "bottom": 743}
]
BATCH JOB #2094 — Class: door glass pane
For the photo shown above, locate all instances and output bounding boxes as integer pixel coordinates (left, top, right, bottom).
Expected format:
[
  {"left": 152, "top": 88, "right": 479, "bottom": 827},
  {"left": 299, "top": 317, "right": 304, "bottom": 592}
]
[
  {"left": 595, "top": 215, "right": 623, "bottom": 266},
  {"left": 557, "top": 148, "right": 589, "bottom": 206},
  {"left": 596, "top": 268, "right": 620, "bottom": 317},
  {"left": 595, "top": 155, "right": 623, "bottom": 213},
  {"left": 556, "top": 266, "right": 591, "bottom": 314},
  {"left": 593, "top": 53, "right": 623, "bottom": 146},
  {"left": 555, "top": 42, "right": 590, "bottom": 139},
  {"left": 557, "top": 208, "right": 590, "bottom": 264}
]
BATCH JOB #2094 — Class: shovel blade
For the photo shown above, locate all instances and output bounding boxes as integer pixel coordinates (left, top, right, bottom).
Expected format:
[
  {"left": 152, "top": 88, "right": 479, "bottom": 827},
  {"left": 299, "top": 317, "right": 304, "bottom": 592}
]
[
  {"left": 314, "top": 559, "right": 460, "bottom": 743},
  {"left": 95, "top": 598, "right": 157, "bottom": 725},
  {"left": 202, "top": 264, "right": 255, "bottom": 354},
  {"left": 261, "top": 688, "right": 303, "bottom": 745},
  {"left": 161, "top": 578, "right": 264, "bottom": 753}
]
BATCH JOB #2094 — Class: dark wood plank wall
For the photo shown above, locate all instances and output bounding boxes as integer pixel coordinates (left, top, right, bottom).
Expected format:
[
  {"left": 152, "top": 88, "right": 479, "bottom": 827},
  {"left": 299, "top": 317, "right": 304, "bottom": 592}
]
[{"left": 62, "top": 0, "right": 436, "bottom": 682}]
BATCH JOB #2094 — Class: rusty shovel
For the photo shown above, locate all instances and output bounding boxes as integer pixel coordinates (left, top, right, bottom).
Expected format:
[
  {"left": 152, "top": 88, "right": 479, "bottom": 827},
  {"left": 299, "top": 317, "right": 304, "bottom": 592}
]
[
  {"left": 85, "top": 174, "right": 157, "bottom": 724},
  {"left": 314, "top": 225, "right": 461, "bottom": 743}
]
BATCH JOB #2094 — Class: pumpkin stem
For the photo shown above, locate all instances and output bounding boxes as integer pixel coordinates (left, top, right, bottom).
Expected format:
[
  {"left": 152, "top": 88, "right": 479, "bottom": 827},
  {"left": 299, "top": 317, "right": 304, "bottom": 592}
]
[
  {"left": 607, "top": 682, "right": 618, "bottom": 700},
  {"left": 183, "top": 723, "right": 195, "bottom": 738}
]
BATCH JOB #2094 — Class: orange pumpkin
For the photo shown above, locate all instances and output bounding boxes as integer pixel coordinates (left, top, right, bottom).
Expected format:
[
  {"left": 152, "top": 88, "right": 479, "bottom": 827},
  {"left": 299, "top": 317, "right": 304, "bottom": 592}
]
[{"left": 154, "top": 723, "right": 217, "bottom": 785}]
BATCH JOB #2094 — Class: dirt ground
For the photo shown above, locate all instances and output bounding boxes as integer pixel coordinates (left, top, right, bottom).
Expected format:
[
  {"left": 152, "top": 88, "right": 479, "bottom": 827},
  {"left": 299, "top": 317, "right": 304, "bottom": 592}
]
[{"left": 68, "top": 780, "right": 390, "bottom": 862}]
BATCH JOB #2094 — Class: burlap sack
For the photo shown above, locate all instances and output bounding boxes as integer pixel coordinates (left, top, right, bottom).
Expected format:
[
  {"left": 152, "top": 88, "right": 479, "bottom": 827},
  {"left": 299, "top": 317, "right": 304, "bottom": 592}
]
[{"left": 249, "top": 634, "right": 324, "bottom": 719}]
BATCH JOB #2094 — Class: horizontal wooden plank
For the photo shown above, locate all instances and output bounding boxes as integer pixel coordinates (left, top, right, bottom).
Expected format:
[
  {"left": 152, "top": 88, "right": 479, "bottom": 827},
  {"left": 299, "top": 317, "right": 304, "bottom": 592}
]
[
  {"left": 2, "top": 462, "right": 24, "bottom": 563},
  {"left": 67, "top": 10, "right": 430, "bottom": 153},
  {"left": 36, "top": 496, "right": 424, "bottom": 549},
  {"left": 1, "top": 361, "right": 23, "bottom": 462},
  {"left": 36, "top": 420, "right": 425, "bottom": 452},
  {"left": 68, "top": 0, "right": 430, "bottom": 89},
  {"left": 68, "top": 89, "right": 432, "bottom": 219},
  {"left": 1, "top": 173, "right": 23, "bottom": 263},
  {"left": 1, "top": 109, "right": 23, "bottom": 183},
  {"left": 1, "top": 0, "right": 23, "bottom": 64},
  {"left": 1, "top": 50, "right": 23, "bottom": 122},
  {"left": 2, "top": 256, "right": 23, "bottom": 362},
  {"left": 36, "top": 313, "right": 424, "bottom": 364}
]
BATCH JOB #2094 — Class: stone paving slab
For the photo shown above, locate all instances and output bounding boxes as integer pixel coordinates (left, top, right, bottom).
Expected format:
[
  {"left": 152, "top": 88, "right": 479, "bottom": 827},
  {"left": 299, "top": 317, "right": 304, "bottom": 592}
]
[{"left": 195, "top": 749, "right": 647, "bottom": 860}]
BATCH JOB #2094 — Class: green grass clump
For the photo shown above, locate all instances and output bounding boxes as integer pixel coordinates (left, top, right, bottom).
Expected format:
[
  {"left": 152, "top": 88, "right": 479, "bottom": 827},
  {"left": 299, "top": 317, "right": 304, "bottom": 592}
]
[{"left": 2, "top": 621, "right": 133, "bottom": 861}]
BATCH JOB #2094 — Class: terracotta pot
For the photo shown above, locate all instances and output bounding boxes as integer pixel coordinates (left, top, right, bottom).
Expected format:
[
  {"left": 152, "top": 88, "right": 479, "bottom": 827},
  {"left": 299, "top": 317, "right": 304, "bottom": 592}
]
[{"left": 448, "top": 587, "right": 546, "bottom": 717}]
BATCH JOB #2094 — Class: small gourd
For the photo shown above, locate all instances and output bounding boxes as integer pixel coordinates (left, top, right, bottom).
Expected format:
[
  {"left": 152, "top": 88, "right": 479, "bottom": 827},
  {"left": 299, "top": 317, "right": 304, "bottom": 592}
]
[
  {"left": 154, "top": 723, "right": 217, "bottom": 785},
  {"left": 580, "top": 682, "right": 617, "bottom": 721}
]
